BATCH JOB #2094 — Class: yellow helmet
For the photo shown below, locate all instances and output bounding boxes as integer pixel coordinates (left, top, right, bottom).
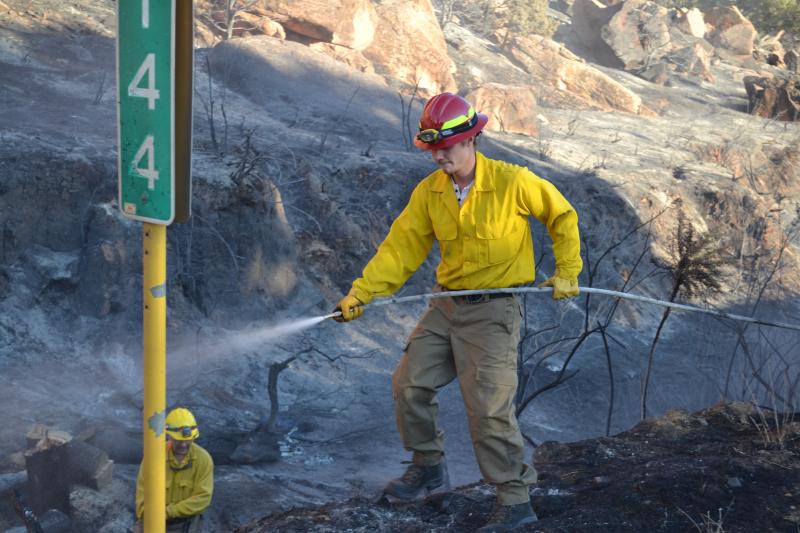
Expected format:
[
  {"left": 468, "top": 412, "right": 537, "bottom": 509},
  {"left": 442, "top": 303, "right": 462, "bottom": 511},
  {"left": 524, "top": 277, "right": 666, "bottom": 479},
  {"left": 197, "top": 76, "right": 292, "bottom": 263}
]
[{"left": 165, "top": 407, "right": 200, "bottom": 441}]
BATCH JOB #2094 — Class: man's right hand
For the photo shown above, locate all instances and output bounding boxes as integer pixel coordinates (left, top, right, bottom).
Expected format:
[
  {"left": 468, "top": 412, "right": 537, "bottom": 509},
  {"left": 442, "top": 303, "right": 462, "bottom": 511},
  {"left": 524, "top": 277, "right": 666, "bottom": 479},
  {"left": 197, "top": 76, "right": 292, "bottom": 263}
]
[{"left": 334, "top": 294, "right": 364, "bottom": 322}]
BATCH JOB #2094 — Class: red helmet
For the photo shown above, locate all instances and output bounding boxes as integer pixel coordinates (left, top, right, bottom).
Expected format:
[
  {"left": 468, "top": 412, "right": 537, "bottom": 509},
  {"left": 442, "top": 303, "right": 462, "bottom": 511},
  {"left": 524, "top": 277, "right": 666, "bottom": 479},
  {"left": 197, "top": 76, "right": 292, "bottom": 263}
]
[{"left": 414, "top": 93, "right": 488, "bottom": 150}]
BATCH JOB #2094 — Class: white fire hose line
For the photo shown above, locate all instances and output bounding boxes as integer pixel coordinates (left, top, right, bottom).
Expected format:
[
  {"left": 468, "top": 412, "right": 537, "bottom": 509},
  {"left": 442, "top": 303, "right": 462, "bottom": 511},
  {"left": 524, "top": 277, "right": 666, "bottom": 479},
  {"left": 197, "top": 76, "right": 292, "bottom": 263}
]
[{"left": 324, "top": 287, "right": 800, "bottom": 333}]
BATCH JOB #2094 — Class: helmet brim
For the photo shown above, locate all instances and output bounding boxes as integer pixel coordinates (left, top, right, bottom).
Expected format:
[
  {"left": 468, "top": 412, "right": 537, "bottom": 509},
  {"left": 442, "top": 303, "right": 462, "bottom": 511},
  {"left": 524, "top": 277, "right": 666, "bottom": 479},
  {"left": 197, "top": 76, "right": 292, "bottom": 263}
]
[{"left": 414, "top": 113, "right": 489, "bottom": 151}]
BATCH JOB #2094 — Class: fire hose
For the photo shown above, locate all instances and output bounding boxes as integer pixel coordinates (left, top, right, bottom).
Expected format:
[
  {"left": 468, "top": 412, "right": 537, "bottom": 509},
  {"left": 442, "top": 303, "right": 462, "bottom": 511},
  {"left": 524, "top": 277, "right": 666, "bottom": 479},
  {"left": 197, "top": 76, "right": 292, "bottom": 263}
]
[{"left": 324, "top": 286, "right": 800, "bottom": 333}]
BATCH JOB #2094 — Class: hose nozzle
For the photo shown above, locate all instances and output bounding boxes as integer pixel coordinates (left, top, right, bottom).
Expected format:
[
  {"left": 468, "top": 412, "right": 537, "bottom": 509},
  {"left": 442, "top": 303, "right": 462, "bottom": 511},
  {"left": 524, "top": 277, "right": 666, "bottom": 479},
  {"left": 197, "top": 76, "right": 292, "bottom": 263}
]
[{"left": 324, "top": 311, "right": 343, "bottom": 320}]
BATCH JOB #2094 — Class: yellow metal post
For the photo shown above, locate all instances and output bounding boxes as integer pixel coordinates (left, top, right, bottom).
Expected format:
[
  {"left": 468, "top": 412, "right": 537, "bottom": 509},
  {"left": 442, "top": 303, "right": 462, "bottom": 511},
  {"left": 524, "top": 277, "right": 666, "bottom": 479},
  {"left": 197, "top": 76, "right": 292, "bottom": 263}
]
[{"left": 143, "top": 223, "right": 167, "bottom": 533}]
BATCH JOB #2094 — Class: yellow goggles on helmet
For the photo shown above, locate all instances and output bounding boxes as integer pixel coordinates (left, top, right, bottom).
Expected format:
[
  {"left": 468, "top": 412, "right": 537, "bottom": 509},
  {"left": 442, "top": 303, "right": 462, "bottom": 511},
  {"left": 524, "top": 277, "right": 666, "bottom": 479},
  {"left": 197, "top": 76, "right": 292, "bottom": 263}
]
[{"left": 416, "top": 108, "right": 479, "bottom": 145}]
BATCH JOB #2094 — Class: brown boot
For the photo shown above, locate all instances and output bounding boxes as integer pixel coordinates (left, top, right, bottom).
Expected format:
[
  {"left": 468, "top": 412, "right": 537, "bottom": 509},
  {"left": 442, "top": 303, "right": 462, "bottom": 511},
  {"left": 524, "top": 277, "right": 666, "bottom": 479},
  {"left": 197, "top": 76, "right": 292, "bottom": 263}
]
[
  {"left": 477, "top": 502, "right": 538, "bottom": 532},
  {"left": 383, "top": 462, "right": 444, "bottom": 500}
]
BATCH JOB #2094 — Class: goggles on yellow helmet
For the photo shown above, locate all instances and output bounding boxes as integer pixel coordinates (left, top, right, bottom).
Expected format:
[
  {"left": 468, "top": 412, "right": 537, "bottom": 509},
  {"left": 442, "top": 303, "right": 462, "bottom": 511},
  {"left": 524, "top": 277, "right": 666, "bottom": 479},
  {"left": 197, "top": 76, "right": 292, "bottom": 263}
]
[
  {"left": 416, "top": 108, "right": 479, "bottom": 145},
  {"left": 166, "top": 425, "right": 198, "bottom": 440}
]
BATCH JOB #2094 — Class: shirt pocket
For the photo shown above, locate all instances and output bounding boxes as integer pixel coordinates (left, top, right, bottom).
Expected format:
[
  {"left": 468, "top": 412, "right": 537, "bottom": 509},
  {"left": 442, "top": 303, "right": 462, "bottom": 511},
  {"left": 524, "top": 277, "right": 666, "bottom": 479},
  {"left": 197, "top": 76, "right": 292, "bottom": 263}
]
[
  {"left": 475, "top": 222, "right": 523, "bottom": 265},
  {"left": 177, "top": 479, "right": 193, "bottom": 501},
  {"left": 433, "top": 218, "right": 458, "bottom": 260}
]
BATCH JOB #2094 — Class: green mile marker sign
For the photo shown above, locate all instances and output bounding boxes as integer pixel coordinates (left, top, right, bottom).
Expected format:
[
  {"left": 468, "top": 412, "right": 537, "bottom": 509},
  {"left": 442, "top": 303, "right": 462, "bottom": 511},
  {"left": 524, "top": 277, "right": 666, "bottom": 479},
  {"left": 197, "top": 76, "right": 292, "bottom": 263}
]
[{"left": 117, "top": 0, "right": 176, "bottom": 224}]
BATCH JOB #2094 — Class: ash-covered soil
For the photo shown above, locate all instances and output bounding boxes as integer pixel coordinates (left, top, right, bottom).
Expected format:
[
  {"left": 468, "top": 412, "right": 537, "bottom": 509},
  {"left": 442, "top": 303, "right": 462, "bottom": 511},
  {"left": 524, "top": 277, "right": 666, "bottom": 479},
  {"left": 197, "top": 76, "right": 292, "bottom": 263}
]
[
  {"left": 1, "top": 1, "right": 799, "bottom": 531},
  {"left": 237, "top": 402, "right": 800, "bottom": 533}
]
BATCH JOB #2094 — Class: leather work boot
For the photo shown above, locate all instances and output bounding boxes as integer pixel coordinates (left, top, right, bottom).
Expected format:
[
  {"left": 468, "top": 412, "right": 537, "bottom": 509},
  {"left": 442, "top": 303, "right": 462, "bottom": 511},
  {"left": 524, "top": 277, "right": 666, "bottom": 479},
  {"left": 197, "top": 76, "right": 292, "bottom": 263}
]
[
  {"left": 383, "top": 461, "right": 444, "bottom": 500},
  {"left": 477, "top": 502, "right": 538, "bottom": 532}
]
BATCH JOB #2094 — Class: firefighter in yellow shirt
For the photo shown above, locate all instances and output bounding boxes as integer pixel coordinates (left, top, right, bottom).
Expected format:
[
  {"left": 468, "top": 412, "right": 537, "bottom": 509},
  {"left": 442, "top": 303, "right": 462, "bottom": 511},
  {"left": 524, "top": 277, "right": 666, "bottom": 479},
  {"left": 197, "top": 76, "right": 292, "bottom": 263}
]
[
  {"left": 135, "top": 407, "right": 213, "bottom": 533},
  {"left": 335, "top": 93, "right": 582, "bottom": 532}
]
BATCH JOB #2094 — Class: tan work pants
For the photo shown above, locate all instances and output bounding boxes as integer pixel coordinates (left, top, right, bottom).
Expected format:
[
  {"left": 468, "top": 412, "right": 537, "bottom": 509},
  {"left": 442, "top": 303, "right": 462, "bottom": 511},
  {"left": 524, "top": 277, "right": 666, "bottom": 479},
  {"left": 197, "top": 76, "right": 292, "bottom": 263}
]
[{"left": 392, "top": 291, "right": 537, "bottom": 505}]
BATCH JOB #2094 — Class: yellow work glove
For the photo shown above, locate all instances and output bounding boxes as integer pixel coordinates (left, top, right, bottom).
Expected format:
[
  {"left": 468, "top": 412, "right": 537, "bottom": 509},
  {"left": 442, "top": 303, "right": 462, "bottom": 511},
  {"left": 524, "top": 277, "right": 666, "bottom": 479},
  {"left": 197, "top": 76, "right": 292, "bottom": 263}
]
[
  {"left": 538, "top": 276, "right": 579, "bottom": 300},
  {"left": 333, "top": 293, "right": 364, "bottom": 322}
]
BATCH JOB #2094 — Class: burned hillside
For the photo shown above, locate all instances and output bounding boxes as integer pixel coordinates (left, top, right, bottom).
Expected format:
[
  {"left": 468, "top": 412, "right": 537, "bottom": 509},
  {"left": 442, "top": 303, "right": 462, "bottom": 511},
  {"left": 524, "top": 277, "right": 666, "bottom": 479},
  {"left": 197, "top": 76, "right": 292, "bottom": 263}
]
[{"left": 0, "top": 0, "right": 799, "bottom": 531}]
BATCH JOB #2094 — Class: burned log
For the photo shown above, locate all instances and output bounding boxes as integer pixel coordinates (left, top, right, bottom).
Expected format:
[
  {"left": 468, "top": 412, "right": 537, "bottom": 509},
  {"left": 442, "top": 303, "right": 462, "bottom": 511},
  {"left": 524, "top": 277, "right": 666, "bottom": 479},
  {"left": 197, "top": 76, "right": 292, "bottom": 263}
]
[
  {"left": 65, "top": 439, "right": 114, "bottom": 491},
  {"left": 26, "top": 425, "right": 71, "bottom": 450},
  {"left": 24, "top": 439, "right": 70, "bottom": 514},
  {"left": 744, "top": 75, "right": 800, "bottom": 121},
  {"left": 21, "top": 423, "right": 115, "bottom": 516}
]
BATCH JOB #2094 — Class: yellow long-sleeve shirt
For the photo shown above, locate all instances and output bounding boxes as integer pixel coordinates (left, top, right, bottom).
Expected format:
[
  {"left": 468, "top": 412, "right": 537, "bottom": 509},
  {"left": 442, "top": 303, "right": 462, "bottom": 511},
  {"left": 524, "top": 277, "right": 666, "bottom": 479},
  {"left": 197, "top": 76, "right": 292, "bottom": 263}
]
[
  {"left": 136, "top": 442, "right": 214, "bottom": 520},
  {"left": 349, "top": 152, "right": 583, "bottom": 303}
]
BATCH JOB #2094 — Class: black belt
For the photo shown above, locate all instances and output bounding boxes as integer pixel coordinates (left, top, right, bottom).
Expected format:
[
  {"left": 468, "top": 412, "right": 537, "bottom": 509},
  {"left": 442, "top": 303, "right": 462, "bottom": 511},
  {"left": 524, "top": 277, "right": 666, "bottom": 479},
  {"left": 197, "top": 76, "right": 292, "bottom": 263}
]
[{"left": 442, "top": 289, "right": 513, "bottom": 304}]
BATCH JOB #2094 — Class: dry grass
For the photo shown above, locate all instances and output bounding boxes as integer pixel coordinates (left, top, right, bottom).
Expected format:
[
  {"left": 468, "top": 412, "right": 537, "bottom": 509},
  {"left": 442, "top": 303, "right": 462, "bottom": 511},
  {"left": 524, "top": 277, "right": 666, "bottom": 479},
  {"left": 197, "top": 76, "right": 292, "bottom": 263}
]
[
  {"left": 749, "top": 402, "right": 798, "bottom": 450},
  {"left": 678, "top": 507, "right": 727, "bottom": 533}
]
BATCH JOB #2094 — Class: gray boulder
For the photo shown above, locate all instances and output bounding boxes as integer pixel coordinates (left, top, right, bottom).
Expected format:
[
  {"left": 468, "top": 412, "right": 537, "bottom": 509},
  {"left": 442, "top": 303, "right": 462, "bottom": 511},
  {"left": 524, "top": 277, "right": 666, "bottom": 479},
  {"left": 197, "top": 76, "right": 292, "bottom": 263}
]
[
  {"left": 705, "top": 6, "right": 757, "bottom": 57},
  {"left": 601, "top": 0, "right": 673, "bottom": 70}
]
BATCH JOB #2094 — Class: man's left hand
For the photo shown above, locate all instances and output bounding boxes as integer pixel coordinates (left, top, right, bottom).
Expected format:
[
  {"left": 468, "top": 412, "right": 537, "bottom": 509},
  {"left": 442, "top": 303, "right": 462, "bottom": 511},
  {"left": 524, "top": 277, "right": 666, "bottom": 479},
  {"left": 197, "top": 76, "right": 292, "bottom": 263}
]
[{"left": 538, "top": 276, "right": 579, "bottom": 300}]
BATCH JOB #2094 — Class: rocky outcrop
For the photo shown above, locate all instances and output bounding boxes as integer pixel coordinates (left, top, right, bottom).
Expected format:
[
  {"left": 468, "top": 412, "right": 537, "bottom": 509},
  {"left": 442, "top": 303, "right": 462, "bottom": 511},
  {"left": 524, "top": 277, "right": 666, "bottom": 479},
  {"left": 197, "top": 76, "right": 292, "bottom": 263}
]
[
  {"left": 667, "top": 39, "right": 715, "bottom": 83},
  {"left": 675, "top": 7, "right": 705, "bottom": 39},
  {"left": 754, "top": 32, "right": 786, "bottom": 68},
  {"left": 207, "top": 0, "right": 455, "bottom": 92},
  {"left": 567, "top": 0, "right": 769, "bottom": 85},
  {"left": 506, "top": 35, "right": 651, "bottom": 115},
  {"left": 309, "top": 42, "right": 374, "bottom": 74},
  {"left": 465, "top": 84, "right": 539, "bottom": 136},
  {"left": 201, "top": 7, "right": 287, "bottom": 42},
  {"left": 236, "top": 12, "right": 287, "bottom": 40},
  {"left": 362, "top": 0, "right": 456, "bottom": 95},
  {"left": 745, "top": 76, "right": 800, "bottom": 121},
  {"left": 207, "top": 36, "right": 398, "bottom": 144},
  {"left": 443, "top": 24, "right": 533, "bottom": 90},
  {"left": 569, "top": 0, "right": 715, "bottom": 85},
  {"left": 261, "top": 0, "right": 378, "bottom": 50},
  {"left": 601, "top": 0, "right": 673, "bottom": 70},
  {"left": 705, "top": 5, "right": 757, "bottom": 57},
  {"left": 571, "top": 0, "right": 626, "bottom": 69}
]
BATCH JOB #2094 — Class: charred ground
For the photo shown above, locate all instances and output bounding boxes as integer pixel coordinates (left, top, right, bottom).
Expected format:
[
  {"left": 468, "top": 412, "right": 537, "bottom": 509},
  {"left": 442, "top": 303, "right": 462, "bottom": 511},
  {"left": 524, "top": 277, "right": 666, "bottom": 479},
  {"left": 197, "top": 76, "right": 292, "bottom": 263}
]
[{"left": 237, "top": 402, "right": 800, "bottom": 533}]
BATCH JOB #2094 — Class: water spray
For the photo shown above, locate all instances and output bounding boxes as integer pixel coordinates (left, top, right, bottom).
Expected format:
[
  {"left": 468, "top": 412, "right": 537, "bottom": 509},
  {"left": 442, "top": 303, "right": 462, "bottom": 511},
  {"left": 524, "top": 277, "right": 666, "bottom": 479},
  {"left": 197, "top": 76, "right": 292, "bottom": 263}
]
[
  {"left": 197, "top": 286, "right": 798, "bottom": 359},
  {"left": 322, "top": 287, "right": 800, "bottom": 332}
]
